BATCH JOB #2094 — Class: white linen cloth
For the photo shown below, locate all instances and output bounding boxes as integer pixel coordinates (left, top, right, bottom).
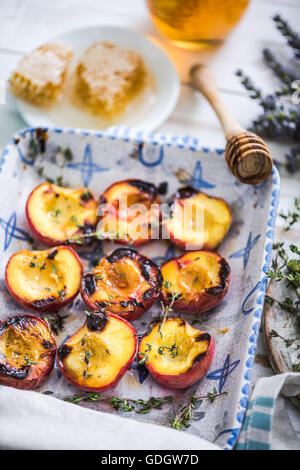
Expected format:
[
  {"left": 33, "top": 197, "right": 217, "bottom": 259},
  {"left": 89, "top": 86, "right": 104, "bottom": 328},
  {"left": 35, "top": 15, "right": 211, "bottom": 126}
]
[
  {"left": 1, "top": 373, "right": 299, "bottom": 450},
  {"left": 0, "top": 386, "right": 221, "bottom": 450}
]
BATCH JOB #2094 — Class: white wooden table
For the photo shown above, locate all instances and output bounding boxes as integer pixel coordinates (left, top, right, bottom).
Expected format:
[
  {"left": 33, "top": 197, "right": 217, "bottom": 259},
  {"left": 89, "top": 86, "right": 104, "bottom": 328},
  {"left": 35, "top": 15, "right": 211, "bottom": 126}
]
[{"left": 0, "top": 0, "right": 299, "bottom": 447}]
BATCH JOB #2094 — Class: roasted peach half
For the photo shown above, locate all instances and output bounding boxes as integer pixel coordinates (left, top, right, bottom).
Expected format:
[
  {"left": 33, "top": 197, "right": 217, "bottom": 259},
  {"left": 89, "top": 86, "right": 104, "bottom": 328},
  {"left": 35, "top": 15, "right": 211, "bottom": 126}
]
[
  {"left": 161, "top": 251, "right": 230, "bottom": 314},
  {"left": 164, "top": 187, "right": 232, "bottom": 250},
  {"left": 0, "top": 314, "right": 56, "bottom": 390},
  {"left": 98, "top": 179, "right": 161, "bottom": 246},
  {"left": 81, "top": 248, "right": 162, "bottom": 321},
  {"left": 5, "top": 246, "right": 83, "bottom": 312},
  {"left": 57, "top": 310, "right": 137, "bottom": 392},
  {"left": 26, "top": 182, "right": 98, "bottom": 246},
  {"left": 138, "top": 318, "right": 215, "bottom": 389}
]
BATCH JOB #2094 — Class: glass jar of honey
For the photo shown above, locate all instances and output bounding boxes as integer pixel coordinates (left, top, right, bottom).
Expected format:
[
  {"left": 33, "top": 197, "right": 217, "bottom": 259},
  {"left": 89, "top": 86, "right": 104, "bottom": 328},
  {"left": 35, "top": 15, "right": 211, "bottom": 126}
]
[{"left": 146, "top": 0, "right": 250, "bottom": 48}]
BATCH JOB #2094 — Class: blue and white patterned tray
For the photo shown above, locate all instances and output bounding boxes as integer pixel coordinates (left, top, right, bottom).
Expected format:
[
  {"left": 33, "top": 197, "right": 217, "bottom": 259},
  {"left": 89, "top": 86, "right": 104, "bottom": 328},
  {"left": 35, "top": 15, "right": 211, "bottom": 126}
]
[{"left": 0, "top": 125, "right": 280, "bottom": 450}]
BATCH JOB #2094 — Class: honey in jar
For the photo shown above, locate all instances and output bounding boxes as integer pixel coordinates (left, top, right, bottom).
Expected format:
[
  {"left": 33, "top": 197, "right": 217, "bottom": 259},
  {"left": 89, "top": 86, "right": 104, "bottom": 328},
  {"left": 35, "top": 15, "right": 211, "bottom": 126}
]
[{"left": 146, "top": 0, "right": 250, "bottom": 48}]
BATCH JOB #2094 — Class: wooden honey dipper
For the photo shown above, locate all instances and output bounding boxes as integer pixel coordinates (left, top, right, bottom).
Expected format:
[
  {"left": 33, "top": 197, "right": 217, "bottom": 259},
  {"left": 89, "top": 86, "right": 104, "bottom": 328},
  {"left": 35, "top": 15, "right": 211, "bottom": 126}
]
[{"left": 190, "top": 64, "right": 273, "bottom": 185}]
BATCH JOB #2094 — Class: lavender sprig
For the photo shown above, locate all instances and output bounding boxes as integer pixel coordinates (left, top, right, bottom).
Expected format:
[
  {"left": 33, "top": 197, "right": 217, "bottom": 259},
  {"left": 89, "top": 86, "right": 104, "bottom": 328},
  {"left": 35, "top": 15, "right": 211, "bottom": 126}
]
[
  {"left": 263, "top": 48, "right": 297, "bottom": 91},
  {"left": 236, "top": 15, "right": 300, "bottom": 173},
  {"left": 273, "top": 14, "right": 300, "bottom": 58}
]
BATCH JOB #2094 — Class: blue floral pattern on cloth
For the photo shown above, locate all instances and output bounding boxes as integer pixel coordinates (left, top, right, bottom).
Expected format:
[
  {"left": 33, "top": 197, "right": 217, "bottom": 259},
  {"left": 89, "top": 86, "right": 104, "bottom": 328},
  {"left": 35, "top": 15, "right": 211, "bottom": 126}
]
[
  {"left": 66, "top": 143, "right": 110, "bottom": 187},
  {"left": 138, "top": 143, "right": 164, "bottom": 167},
  {"left": 229, "top": 232, "right": 261, "bottom": 269},
  {"left": 0, "top": 212, "right": 32, "bottom": 251},
  {"left": 189, "top": 161, "right": 216, "bottom": 190},
  {"left": 206, "top": 355, "right": 240, "bottom": 393}
]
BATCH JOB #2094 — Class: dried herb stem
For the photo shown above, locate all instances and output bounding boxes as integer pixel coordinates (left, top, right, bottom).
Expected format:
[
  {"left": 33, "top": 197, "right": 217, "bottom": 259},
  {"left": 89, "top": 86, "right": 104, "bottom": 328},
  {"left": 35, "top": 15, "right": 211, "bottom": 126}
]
[
  {"left": 138, "top": 282, "right": 180, "bottom": 366},
  {"left": 265, "top": 294, "right": 299, "bottom": 315},
  {"left": 64, "top": 392, "right": 173, "bottom": 414},
  {"left": 269, "top": 329, "right": 300, "bottom": 348},
  {"left": 171, "top": 389, "right": 228, "bottom": 430}
]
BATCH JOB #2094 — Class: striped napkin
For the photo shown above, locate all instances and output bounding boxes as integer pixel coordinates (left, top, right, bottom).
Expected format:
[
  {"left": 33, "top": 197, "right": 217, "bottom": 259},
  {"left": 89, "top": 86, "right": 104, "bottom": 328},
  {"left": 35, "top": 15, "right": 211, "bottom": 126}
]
[{"left": 236, "top": 372, "right": 300, "bottom": 450}]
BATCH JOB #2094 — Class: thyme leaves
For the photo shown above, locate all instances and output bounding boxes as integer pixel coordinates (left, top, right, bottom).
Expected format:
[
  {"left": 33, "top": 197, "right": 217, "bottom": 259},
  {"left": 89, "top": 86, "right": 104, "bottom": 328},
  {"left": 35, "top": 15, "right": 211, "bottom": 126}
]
[
  {"left": 138, "top": 280, "right": 180, "bottom": 366},
  {"left": 43, "top": 313, "right": 69, "bottom": 336},
  {"left": 279, "top": 198, "right": 300, "bottom": 232},
  {"left": 266, "top": 224, "right": 300, "bottom": 371},
  {"left": 64, "top": 392, "right": 173, "bottom": 415},
  {"left": 171, "top": 389, "right": 228, "bottom": 430}
]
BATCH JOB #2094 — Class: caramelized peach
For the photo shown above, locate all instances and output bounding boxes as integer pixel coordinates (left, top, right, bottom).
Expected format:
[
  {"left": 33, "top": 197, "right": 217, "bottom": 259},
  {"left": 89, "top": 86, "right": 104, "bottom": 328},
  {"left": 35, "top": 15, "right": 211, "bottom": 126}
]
[
  {"left": 57, "top": 310, "right": 137, "bottom": 392},
  {"left": 81, "top": 248, "right": 162, "bottom": 321},
  {"left": 26, "top": 182, "right": 97, "bottom": 246},
  {"left": 163, "top": 187, "right": 232, "bottom": 250},
  {"left": 0, "top": 314, "right": 56, "bottom": 390},
  {"left": 138, "top": 318, "right": 215, "bottom": 389},
  {"left": 161, "top": 251, "right": 230, "bottom": 314},
  {"left": 98, "top": 179, "right": 161, "bottom": 246},
  {"left": 5, "top": 246, "right": 83, "bottom": 312}
]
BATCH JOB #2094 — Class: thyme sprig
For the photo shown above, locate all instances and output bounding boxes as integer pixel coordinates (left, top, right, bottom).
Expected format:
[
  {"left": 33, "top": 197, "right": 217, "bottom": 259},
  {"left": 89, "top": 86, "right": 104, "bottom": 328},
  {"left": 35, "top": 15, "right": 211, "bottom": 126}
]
[
  {"left": 269, "top": 329, "right": 300, "bottom": 348},
  {"left": 24, "top": 355, "right": 38, "bottom": 365},
  {"left": 171, "top": 389, "right": 228, "bottom": 430},
  {"left": 279, "top": 198, "right": 300, "bottom": 232},
  {"left": 40, "top": 146, "right": 73, "bottom": 187},
  {"left": 65, "top": 229, "right": 104, "bottom": 245},
  {"left": 265, "top": 294, "right": 299, "bottom": 315},
  {"left": 65, "top": 228, "right": 125, "bottom": 245},
  {"left": 266, "top": 242, "right": 300, "bottom": 297},
  {"left": 64, "top": 392, "right": 173, "bottom": 414},
  {"left": 266, "top": 228, "right": 300, "bottom": 371},
  {"left": 157, "top": 343, "right": 178, "bottom": 358},
  {"left": 43, "top": 313, "right": 69, "bottom": 336},
  {"left": 138, "top": 280, "right": 181, "bottom": 366},
  {"left": 26, "top": 130, "right": 73, "bottom": 187},
  {"left": 62, "top": 389, "right": 227, "bottom": 429}
]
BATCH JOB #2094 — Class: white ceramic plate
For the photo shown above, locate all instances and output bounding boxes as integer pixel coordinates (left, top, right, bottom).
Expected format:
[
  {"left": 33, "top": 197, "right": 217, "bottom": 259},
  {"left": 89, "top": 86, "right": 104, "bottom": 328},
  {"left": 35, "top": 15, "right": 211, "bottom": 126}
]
[{"left": 14, "top": 26, "right": 180, "bottom": 132}]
